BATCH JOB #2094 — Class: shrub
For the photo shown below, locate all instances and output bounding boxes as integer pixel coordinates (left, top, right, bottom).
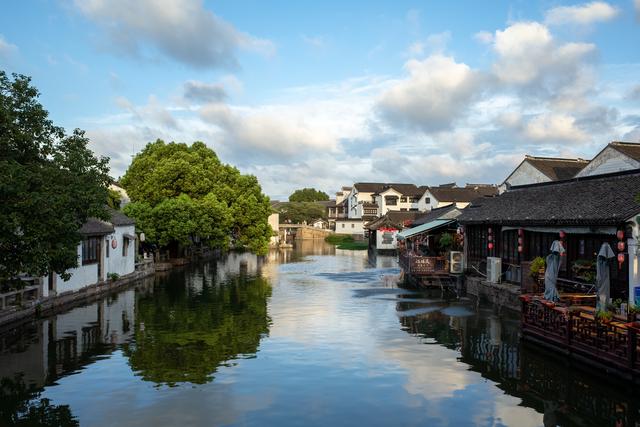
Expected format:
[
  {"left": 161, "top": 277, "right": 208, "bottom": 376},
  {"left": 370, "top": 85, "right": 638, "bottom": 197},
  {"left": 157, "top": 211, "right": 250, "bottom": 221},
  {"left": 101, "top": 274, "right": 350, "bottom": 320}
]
[{"left": 530, "top": 257, "right": 546, "bottom": 278}]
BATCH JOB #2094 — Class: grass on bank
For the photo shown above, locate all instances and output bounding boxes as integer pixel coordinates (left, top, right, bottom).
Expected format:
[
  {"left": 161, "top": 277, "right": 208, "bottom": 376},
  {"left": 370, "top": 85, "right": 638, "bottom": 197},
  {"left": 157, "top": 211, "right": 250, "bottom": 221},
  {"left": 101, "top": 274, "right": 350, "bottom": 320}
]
[{"left": 325, "top": 234, "right": 368, "bottom": 250}]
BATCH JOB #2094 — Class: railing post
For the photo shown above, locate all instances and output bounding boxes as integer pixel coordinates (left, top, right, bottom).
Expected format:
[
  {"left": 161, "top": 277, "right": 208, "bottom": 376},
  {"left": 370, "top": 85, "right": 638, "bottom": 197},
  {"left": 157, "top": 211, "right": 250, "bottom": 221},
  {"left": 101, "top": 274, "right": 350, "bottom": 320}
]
[
  {"left": 566, "top": 310, "right": 573, "bottom": 349},
  {"left": 628, "top": 326, "right": 637, "bottom": 370}
]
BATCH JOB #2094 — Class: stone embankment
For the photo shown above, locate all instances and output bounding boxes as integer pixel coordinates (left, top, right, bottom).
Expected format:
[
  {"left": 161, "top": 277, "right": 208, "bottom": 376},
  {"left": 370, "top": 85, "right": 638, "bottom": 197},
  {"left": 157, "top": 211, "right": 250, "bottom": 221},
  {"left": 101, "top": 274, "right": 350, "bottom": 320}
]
[{"left": 0, "top": 260, "right": 156, "bottom": 330}]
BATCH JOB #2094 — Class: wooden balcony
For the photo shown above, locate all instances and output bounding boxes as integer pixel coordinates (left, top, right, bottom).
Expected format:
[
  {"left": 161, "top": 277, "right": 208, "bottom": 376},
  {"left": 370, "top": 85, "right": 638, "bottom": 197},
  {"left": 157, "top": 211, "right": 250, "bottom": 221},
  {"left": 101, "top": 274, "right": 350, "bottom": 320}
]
[
  {"left": 520, "top": 296, "right": 640, "bottom": 380},
  {"left": 398, "top": 252, "right": 449, "bottom": 276}
]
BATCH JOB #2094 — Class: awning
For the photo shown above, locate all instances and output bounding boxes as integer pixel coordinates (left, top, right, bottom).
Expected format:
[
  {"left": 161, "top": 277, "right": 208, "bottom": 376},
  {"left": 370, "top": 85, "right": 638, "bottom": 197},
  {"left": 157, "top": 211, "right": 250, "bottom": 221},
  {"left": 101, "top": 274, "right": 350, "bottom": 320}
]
[
  {"left": 123, "top": 233, "right": 137, "bottom": 240},
  {"left": 396, "top": 219, "right": 455, "bottom": 240}
]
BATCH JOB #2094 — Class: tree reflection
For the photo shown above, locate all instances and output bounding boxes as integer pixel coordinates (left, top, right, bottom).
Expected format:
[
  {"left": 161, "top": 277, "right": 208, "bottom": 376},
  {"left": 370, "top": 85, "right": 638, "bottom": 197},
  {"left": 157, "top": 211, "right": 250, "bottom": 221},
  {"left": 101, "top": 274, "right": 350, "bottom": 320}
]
[
  {"left": 0, "top": 374, "right": 78, "bottom": 427},
  {"left": 124, "top": 274, "right": 271, "bottom": 386}
]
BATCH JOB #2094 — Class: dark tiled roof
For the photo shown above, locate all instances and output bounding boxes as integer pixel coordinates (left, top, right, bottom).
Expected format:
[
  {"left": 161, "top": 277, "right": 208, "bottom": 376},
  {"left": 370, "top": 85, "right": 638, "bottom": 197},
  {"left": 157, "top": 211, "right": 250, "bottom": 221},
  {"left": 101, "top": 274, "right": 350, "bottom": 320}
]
[
  {"left": 458, "top": 170, "right": 640, "bottom": 226},
  {"left": 354, "top": 182, "right": 425, "bottom": 196},
  {"left": 79, "top": 218, "right": 114, "bottom": 235},
  {"left": 611, "top": 141, "right": 640, "bottom": 161},
  {"left": 366, "top": 211, "right": 423, "bottom": 230},
  {"left": 107, "top": 207, "right": 136, "bottom": 226},
  {"left": 412, "top": 205, "right": 462, "bottom": 226},
  {"left": 525, "top": 156, "right": 589, "bottom": 181},
  {"left": 428, "top": 186, "right": 497, "bottom": 202}
]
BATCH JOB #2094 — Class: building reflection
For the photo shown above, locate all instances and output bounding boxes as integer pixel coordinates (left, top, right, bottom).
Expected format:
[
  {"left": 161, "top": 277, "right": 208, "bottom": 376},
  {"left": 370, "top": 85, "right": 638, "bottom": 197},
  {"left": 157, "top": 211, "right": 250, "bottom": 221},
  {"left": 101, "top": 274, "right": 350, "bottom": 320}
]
[{"left": 398, "top": 301, "right": 640, "bottom": 426}]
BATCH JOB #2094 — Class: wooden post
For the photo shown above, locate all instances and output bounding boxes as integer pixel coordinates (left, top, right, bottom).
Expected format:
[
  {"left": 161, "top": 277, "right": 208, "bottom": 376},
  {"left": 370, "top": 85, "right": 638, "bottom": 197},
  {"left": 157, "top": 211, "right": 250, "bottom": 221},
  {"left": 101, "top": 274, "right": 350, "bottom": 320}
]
[{"left": 566, "top": 310, "right": 573, "bottom": 349}]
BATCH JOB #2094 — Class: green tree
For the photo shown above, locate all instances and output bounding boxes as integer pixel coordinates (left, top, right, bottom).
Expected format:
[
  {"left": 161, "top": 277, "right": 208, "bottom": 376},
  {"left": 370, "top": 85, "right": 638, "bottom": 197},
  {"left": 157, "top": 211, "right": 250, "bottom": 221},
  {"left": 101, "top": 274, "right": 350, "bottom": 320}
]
[
  {"left": 278, "top": 202, "right": 327, "bottom": 224},
  {"left": 288, "top": 187, "right": 329, "bottom": 202},
  {"left": 0, "top": 71, "right": 110, "bottom": 285},
  {"left": 107, "top": 188, "right": 121, "bottom": 209},
  {"left": 121, "top": 140, "right": 271, "bottom": 255}
]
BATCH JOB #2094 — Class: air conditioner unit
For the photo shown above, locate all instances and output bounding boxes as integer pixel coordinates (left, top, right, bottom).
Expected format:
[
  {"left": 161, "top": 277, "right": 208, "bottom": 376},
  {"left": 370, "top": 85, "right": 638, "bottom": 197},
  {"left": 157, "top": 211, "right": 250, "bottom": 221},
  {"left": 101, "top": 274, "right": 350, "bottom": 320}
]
[
  {"left": 486, "top": 257, "right": 502, "bottom": 283},
  {"left": 450, "top": 251, "right": 464, "bottom": 274}
]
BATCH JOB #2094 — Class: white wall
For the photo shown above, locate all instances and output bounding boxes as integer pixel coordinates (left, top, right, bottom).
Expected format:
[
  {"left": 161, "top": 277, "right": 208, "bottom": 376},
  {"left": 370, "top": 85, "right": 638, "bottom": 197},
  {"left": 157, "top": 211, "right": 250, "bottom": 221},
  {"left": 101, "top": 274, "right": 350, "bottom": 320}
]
[
  {"left": 576, "top": 146, "right": 640, "bottom": 178},
  {"left": 501, "top": 161, "right": 550, "bottom": 192},
  {"left": 45, "top": 242, "right": 101, "bottom": 295},
  {"left": 105, "top": 225, "right": 136, "bottom": 278},
  {"left": 376, "top": 229, "right": 399, "bottom": 250},
  {"left": 268, "top": 212, "right": 280, "bottom": 246},
  {"left": 335, "top": 220, "right": 365, "bottom": 235}
]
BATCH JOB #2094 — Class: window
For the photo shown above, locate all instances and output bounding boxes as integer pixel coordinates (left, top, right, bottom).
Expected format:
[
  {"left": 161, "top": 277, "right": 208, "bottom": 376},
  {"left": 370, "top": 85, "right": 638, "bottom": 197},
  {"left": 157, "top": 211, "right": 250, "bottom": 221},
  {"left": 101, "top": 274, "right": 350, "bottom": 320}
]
[
  {"left": 351, "top": 223, "right": 355, "bottom": 228},
  {"left": 424, "top": 197, "right": 431, "bottom": 204},
  {"left": 385, "top": 196, "right": 398, "bottom": 206},
  {"left": 105, "top": 238, "right": 110, "bottom": 258},
  {"left": 122, "top": 237, "right": 129, "bottom": 257},
  {"left": 400, "top": 196, "right": 407, "bottom": 203},
  {"left": 410, "top": 197, "right": 420, "bottom": 203},
  {"left": 82, "top": 237, "right": 100, "bottom": 265},
  {"left": 342, "top": 224, "right": 345, "bottom": 228}
]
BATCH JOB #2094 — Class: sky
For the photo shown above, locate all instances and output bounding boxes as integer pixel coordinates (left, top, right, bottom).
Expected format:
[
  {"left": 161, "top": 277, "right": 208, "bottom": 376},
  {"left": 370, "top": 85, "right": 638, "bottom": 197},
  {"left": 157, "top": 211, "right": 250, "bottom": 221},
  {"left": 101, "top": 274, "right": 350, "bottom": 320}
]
[{"left": 1, "top": 0, "right": 639, "bottom": 200}]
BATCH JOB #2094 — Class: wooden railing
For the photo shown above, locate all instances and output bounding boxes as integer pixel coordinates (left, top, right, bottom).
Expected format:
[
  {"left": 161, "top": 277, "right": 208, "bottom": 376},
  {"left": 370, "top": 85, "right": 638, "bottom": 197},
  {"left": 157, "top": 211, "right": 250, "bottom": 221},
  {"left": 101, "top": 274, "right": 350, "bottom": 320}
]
[
  {"left": 398, "top": 253, "right": 449, "bottom": 276},
  {"left": 520, "top": 296, "right": 640, "bottom": 377}
]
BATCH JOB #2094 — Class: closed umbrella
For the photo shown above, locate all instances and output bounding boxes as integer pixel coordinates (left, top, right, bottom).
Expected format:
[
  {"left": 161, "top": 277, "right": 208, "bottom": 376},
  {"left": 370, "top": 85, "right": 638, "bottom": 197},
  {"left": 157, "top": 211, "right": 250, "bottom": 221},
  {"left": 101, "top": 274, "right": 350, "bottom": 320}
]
[
  {"left": 544, "top": 240, "right": 565, "bottom": 302},
  {"left": 596, "top": 242, "right": 615, "bottom": 311}
]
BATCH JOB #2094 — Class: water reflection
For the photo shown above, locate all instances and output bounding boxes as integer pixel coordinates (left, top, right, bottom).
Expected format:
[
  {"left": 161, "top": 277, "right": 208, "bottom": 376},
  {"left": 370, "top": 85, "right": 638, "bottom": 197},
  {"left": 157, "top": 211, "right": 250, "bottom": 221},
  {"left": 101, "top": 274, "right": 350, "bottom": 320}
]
[
  {"left": 0, "top": 245, "right": 640, "bottom": 426},
  {"left": 123, "top": 265, "right": 271, "bottom": 386}
]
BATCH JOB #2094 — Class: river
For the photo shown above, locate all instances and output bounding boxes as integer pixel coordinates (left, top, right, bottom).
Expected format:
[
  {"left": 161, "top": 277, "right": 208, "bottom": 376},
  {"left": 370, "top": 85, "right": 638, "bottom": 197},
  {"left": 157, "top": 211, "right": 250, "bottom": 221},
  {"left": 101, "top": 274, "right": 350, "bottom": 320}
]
[{"left": 0, "top": 242, "right": 638, "bottom": 426}]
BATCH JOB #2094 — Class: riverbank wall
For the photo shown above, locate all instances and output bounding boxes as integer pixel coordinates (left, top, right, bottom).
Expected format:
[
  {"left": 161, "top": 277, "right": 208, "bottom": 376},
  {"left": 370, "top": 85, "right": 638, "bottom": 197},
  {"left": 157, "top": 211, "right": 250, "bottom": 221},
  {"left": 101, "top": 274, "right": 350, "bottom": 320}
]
[
  {"left": 465, "top": 276, "right": 521, "bottom": 313},
  {"left": 0, "top": 260, "right": 156, "bottom": 330}
]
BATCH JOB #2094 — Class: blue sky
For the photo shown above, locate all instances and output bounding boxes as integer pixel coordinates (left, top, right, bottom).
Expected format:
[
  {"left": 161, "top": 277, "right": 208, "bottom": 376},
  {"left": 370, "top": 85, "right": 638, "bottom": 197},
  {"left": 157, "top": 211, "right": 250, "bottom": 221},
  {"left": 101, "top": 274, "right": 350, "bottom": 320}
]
[{"left": 1, "top": 0, "right": 639, "bottom": 199}]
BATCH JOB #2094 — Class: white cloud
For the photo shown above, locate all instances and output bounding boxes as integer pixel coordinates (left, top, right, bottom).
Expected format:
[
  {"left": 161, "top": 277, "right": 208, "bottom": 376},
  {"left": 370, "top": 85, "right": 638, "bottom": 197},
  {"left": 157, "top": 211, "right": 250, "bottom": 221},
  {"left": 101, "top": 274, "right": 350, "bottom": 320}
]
[
  {"left": 524, "top": 113, "right": 588, "bottom": 142},
  {"left": 0, "top": 35, "right": 17, "bottom": 60},
  {"left": 545, "top": 1, "right": 619, "bottom": 26},
  {"left": 406, "top": 31, "right": 451, "bottom": 57},
  {"left": 473, "top": 31, "right": 493, "bottom": 44},
  {"left": 73, "top": 0, "right": 274, "bottom": 69},
  {"left": 378, "top": 55, "right": 481, "bottom": 132},
  {"left": 301, "top": 35, "right": 326, "bottom": 49},
  {"left": 491, "top": 22, "right": 595, "bottom": 87},
  {"left": 183, "top": 80, "right": 227, "bottom": 104}
]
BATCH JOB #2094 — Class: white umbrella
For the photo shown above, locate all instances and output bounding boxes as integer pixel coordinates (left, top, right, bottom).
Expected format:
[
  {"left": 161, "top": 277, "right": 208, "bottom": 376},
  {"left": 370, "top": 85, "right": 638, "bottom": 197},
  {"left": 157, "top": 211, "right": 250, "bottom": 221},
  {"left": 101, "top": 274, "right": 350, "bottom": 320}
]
[
  {"left": 596, "top": 242, "right": 615, "bottom": 311},
  {"left": 544, "top": 240, "right": 565, "bottom": 302}
]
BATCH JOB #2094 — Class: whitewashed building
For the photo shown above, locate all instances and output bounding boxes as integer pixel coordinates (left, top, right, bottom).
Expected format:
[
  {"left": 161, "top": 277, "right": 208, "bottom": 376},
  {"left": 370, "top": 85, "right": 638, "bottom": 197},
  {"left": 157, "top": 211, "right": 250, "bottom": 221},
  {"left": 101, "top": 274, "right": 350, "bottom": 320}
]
[
  {"left": 575, "top": 141, "right": 640, "bottom": 178},
  {"left": 419, "top": 184, "right": 497, "bottom": 210},
  {"left": 43, "top": 209, "right": 136, "bottom": 297},
  {"left": 499, "top": 156, "right": 589, "bottom": 193}
]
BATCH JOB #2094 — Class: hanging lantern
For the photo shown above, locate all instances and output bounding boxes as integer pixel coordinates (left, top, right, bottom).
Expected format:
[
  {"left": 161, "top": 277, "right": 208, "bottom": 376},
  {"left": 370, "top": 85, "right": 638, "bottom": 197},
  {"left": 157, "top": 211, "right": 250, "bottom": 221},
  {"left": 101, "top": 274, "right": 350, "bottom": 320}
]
[
  {"left": 518, "top": 237, "right": 523, "bottom": 245},
  {"left": 518, "top": 228, "right": 524, "bottom": 237},
  {"left": 618, "top": 241, "right": 626, "bottom": 252},
  {"left": 618, "top": 253, "right": 625, "bottom": 267},
  {"left": 559, "top": 230, "right": 566, "bottom": 239},
  {"left": 488, "top": 235, "right": 493, "bottom": 242},
  {"left": 488, "top": 242, "right": 494, "bottom": 250},
  {"left": 617, "top": 230, "right": 625, "bottom": 240},
  {"left": 139, "top": 232, "right": 146, "bottom": 242},
  {"left": 517, "top": 245, "right": 523, "bottom": 253}
]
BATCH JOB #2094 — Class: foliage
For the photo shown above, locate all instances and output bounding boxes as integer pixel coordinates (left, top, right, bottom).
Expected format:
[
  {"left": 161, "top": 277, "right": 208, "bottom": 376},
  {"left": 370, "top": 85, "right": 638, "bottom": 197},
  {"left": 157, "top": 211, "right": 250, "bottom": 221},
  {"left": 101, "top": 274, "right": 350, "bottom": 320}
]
[
  {"left": 120, "top": 140, "right": 271, "bottom": 255},
  {"left": 278, "top": 202, "right": 326, "bottom": 224},
  {"left": 288, "top": 187, "right": 329, "bottom": 202},
  {"left": 530, "top": 257, "right": 546, "bottom": 278},
  {"left": 596, "top": 309, "right": 613, "bottom": 323},
  {"left": 325, "top": 234, "right": 353, "bottom": 245},
  {"left": 0, "top": 71, "right": 110, "bottom": 285},
  {"left": 0, "top": 374, "right": 78, "bottom": 426},
  {"left": 122, "top": 271, "right": 271, "bottom": 386},
  {"left": 107, "top": 188, "right": 122, "bottom": 209},
  {"left": 438, "top": 233, "right": 454, "bottom": 250},
  {"left": 324, "top": 234, "right": 366, "bottom": 250},
  {"left": 107, "top": 272, "right": 120, "bottom": 281}
]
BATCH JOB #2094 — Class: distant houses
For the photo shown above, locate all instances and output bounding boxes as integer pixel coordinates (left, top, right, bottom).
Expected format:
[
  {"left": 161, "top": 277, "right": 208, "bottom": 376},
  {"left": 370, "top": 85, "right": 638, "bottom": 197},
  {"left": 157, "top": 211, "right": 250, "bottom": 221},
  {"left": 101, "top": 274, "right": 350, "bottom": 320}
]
[{"left": 498, "top": 156, "right": 589, "bottom": 193}]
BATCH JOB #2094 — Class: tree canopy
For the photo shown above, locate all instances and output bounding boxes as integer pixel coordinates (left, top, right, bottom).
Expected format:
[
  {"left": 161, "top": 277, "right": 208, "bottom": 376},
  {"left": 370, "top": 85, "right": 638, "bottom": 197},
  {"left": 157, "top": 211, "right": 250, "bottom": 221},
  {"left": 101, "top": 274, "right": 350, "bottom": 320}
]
[
  {"left": 121, "top": 140, "right": 272, "bottom": 255},
  {"left": 288, "top": 187, "right": 329, "bottom": 202},
  {"left": 277, "top": 202, "right": 327, "bottom": 224},
  {"left": 0, "top": 71, "right": 110, "bottom": 285}
]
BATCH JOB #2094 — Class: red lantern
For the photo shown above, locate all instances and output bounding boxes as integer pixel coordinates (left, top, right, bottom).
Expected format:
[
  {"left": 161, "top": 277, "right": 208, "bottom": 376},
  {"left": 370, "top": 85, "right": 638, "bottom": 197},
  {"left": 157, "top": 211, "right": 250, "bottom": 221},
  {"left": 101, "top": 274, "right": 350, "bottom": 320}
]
[
  {"left": 618, "top": 253, "right": 625, "bottom": 267},
  {"left": 518, "top": 237, "right": 523, "bottom": 245},
  {"left": 488, "top": 227, "right": 492, "bottom": 234},
  {"left": 518, "top": 228, "right": 524, "bottom": 236},
  {"left": 488, "top": 235, "right": 493, "bottom": 242},
  {"left": 618, "top": 241, "right": 626, "bottom": 252},
  {"left": 559, "top": 230, "right": 566, "bottom": 239},
  {"left": 617, "top": 230, "right": 625, "bottom": 240},
  {"left": 517, "top": 245, "right": 523, "bottom": 253},
  {"left": 488, "top": 242, "right": 494, "bottom": 250}
]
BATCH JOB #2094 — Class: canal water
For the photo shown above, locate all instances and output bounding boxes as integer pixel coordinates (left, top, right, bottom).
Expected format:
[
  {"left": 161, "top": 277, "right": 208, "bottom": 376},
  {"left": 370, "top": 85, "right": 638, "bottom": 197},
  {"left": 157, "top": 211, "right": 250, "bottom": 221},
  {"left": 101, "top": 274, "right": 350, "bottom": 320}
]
[{"left": 1, "top": 242, "right": 639, "bottom": 426}]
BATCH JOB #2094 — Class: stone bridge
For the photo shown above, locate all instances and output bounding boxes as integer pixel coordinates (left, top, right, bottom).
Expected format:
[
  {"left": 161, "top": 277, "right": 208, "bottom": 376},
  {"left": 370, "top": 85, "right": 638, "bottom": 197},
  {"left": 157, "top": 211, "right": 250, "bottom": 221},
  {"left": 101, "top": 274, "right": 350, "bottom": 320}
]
[{"left": 279, "top": 224, "right": 332, "bottom": 241}]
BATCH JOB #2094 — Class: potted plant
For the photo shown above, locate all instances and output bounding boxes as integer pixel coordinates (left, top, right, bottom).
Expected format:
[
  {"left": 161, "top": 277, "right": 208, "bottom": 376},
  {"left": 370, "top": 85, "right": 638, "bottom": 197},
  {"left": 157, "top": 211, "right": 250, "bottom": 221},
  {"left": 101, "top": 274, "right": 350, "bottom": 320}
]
[
  {"left": 530, "top": 257, "right": 546, "bottom": 280},
  {"left": 596, "top": 309, "right": 613, "bottom": 324}
]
